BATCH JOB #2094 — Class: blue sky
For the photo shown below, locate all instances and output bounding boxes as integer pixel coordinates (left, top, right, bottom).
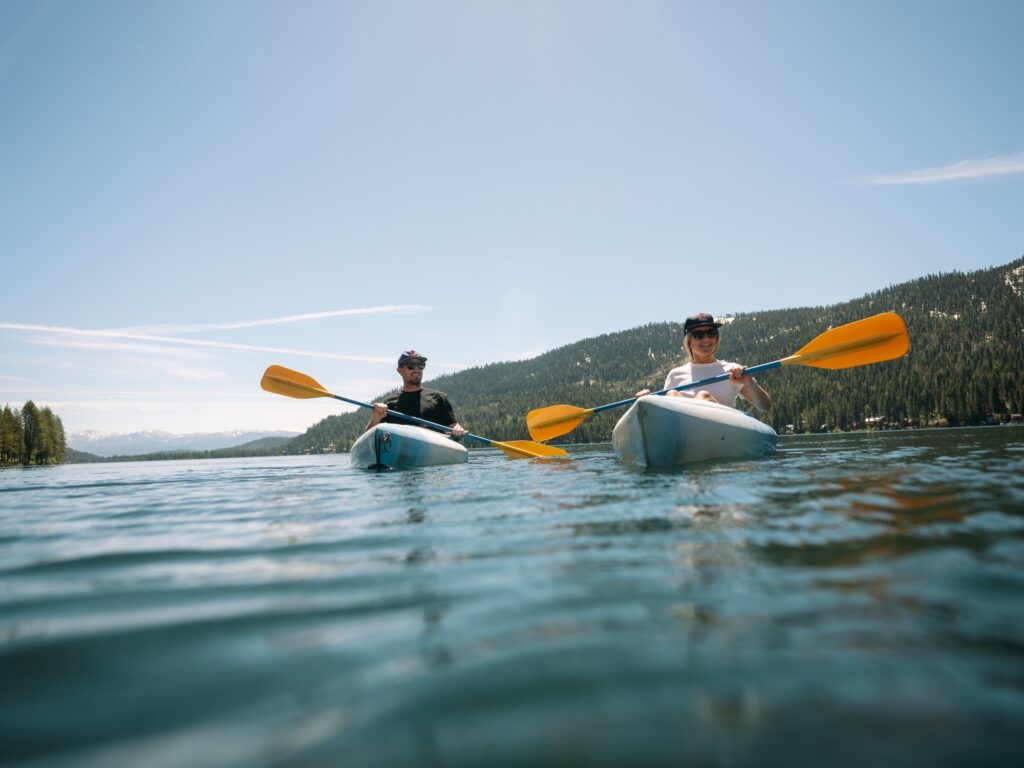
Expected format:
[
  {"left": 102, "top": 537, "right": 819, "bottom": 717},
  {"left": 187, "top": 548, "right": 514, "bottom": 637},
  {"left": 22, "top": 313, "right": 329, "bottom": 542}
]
[{"left": 2, "top": 0, "right": 1022, "bottom": 436}]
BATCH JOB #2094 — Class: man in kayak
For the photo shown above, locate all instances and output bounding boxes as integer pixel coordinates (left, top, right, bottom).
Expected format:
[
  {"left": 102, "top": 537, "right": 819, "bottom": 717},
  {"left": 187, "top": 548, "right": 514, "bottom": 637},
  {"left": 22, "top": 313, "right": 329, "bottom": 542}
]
[
  {"left": 636, "top": 313, "right": 771, "bottom": 411},
  {"left": 364, "top": 350, "right": 468, "bottom": 438}
]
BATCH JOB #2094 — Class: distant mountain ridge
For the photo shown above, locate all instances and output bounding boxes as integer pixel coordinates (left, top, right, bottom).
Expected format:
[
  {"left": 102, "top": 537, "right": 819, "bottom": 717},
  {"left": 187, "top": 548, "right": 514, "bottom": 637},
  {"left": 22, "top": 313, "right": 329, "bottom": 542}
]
[
  {"left": 68, "top": 430, "right": 299, "bottom": 457},
  {"left": 63, "top": 436, "right": 296, "bottom": 464},
  {"left": 286, "top": 255, "right": 1024, "bottom": 453}
]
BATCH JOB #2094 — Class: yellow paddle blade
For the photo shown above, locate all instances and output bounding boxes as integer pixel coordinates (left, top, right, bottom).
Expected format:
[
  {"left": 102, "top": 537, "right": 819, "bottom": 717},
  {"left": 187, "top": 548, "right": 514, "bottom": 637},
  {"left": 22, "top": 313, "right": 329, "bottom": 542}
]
[
  {"left": 494, "top": 440, "right": 570, "bottom": 459},
  {"left": 526, "top": 404, "right": 594, "bottom": 442},
  {"left": 782, "top": 312, "right": 910, "bottom": 370},
  {"left": 260, "top": 365, "right": 332, "bottom": 399}
]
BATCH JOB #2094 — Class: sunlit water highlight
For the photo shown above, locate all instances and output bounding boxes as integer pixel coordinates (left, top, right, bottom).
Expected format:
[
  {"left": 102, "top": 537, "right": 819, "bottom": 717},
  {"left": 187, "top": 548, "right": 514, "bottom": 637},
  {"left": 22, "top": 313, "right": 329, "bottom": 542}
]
[{"left": 2, "top": 427, "right": 1023, "bottom": 767}]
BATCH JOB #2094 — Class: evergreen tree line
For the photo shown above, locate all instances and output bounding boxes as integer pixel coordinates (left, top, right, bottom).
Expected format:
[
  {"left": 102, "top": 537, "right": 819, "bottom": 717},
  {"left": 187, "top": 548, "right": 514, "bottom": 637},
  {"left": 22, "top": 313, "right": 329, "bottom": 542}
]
[
  {"left": 284, "top": 256, "right": 1024, "bottom": 453},
  {"left": 0, "top": 401, "right": 68, "bottom": 465}
]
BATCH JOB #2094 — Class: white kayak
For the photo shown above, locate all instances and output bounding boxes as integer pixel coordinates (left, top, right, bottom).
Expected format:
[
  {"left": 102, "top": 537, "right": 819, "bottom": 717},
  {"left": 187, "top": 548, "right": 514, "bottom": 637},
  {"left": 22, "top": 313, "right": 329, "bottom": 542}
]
[
  {"left": 350, "top": 422, "right": 469, "bottom": 470},
  {"left": 612, "top": 395, "right": 777, "bottom": 467}
]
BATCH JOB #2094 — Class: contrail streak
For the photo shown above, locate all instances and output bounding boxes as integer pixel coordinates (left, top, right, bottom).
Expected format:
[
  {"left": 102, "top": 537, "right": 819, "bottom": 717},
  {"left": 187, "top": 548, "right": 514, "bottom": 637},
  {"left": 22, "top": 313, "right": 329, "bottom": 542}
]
[
  {"left": 0, "top": 322, "right": 395, "bottom": 363},
  {"left": 866, "top": 152, "right": 1024, "bottom": 185},
  {"left": 112, "top": 304, "right": 431, "bottom": 334}
]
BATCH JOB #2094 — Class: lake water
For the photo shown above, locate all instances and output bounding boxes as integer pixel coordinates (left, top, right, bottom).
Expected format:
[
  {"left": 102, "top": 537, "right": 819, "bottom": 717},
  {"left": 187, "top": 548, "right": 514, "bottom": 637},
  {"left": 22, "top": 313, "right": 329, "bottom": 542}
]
[{"left": 2, "top": 427, "right": 1023, "bottom": 768}]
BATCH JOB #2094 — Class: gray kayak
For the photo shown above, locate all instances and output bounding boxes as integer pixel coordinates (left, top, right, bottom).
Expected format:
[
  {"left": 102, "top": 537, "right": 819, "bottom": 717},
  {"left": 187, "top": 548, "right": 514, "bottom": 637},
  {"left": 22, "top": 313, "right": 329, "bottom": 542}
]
[
  {"left": 350, "top": 423, "right": 469, "bottom": 469},
  {"left": 612, "top": 395, "right": 777, "bottom": 467}
]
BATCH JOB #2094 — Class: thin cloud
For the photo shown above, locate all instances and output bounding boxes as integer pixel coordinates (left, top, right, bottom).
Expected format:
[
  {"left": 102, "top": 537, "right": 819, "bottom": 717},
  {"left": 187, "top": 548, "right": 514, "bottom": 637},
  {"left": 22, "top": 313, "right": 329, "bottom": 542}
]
[
  {"left": 866, "top": 152, "right": 1024, "bottom": 185},
  {"left": 114, "top": 304, "right": 432, "bottom": 334},
  {"left": 0, "top": 387, "right": 294, "bottom": 399},
  {"left": 0, "top": 322, "right": 394, "bottom": 363},
  {"left": 0, "top": 321, "right": 468, "bottom": 368},
  {"left": 33, "top": 337, "right": 206, "bottom": 357}
]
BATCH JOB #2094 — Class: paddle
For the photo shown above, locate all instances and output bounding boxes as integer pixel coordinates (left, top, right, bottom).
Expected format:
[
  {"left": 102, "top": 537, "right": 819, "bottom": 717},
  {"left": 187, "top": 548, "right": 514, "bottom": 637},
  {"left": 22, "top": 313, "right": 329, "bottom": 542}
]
[
  {"left": 261, "top": 365, "right": 568, "bottom": 460},
  {"left": 526, "top": 312, "right": 910, "bottom": 441}
]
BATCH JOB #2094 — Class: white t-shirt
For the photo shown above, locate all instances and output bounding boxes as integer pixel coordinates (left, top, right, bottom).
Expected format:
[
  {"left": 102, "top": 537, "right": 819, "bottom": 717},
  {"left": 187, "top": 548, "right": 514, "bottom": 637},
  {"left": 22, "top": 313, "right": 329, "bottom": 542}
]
[{"left": 663, "top": 360, "right": 745, "bottom": 407}]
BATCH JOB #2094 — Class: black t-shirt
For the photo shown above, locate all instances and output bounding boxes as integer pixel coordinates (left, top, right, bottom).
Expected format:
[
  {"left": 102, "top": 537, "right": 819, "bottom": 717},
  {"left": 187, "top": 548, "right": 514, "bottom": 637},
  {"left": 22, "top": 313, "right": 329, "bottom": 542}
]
[{"left": 382, "top": 388, "right": 458, "bottom": 428}]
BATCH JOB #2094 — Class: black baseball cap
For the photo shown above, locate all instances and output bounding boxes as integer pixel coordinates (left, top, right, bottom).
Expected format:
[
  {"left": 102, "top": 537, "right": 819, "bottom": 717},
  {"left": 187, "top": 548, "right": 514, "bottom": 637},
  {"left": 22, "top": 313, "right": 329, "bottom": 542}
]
[
  {"left": 683, "top": 313, "right": 723, "bottom": 334},
  {"left": 397, "top": 350, "right": 427, "bottom": 365}
]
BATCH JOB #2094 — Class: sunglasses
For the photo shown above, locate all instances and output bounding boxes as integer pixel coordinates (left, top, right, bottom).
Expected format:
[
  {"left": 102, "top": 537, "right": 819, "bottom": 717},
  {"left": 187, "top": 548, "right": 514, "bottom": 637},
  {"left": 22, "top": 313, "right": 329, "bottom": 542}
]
[
  {"left": 403, "top": 363, "right": 426, "bottom": 370},
  {"left": 691, "top": 328, "right": 719, "bottom": 340}
]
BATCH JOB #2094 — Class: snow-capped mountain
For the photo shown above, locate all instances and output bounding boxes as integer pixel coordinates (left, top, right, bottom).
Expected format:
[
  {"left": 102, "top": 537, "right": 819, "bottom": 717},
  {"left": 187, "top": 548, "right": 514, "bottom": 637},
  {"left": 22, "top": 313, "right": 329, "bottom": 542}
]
[{"left": 68, "top": 430, "right": 299, "bottom": 457}]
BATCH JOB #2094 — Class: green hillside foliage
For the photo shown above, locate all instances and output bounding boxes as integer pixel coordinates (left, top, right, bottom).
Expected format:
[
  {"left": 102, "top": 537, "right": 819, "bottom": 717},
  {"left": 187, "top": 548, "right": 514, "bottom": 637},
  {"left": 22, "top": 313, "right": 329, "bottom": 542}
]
[
  {"left": 62, "top": 436, "right": 295, "bottom": 464},
  {"left": 1, "top": 402, "right": 68, "bottom": 465},
  {"left": 286, "top": 256, "right": 1024, "bottom": 453},
  {"left": 222, "top": 436, "right": 294, "bottom": 452},
  {"left": 63, "top": 448, "right": 106, "bottom": 464}
]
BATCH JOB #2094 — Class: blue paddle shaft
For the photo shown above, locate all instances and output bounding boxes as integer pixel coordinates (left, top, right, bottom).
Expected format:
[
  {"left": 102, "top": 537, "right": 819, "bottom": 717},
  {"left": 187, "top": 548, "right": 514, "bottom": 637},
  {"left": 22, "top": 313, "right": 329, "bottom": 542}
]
[
  {"left": 332, "top": 393, "right": 495, "bottom": 447},
  {"left": 592, "top": 360, "right": 782, "bottom": 415}
]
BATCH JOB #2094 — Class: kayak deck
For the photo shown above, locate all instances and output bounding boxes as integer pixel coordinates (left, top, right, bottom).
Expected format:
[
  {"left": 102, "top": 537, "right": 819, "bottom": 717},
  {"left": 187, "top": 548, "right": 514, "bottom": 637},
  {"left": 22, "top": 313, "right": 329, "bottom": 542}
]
[
  {"left": 612, "top": 395, "right": 777, "bottom": 467},
  {"left": 350, "top": 422, "right": 469, "bottom": 470}
]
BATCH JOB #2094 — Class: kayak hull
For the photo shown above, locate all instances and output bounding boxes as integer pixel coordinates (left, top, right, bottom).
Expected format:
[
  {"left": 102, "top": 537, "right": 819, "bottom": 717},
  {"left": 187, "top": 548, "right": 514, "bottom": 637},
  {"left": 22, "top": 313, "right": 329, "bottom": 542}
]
[
  {"left": 350, "top": 423, "right": 469, "bottom": 470},
  {"left": 612, "top": 395, "right": 777, "bottom": 467}
]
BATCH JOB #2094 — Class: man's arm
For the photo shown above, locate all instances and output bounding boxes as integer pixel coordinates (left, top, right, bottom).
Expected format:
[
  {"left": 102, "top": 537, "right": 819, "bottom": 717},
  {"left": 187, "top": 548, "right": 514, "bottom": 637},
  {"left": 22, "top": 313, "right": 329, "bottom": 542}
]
[
  {"left": 435, "top": 392, "right": 465, "bottom": 439},
  {"left": 364, "top": 402, "right": 388, "bottom": 433}
]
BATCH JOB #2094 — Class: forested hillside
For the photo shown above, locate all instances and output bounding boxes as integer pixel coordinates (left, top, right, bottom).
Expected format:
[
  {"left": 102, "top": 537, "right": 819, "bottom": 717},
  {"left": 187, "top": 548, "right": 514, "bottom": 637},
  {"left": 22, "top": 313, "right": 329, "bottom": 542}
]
[
  {"left": 62, "top": 436, "right": 295, "bottom": 464},
  {"left": 288, "top": 256, "right": 1024, "bottom": 452}
]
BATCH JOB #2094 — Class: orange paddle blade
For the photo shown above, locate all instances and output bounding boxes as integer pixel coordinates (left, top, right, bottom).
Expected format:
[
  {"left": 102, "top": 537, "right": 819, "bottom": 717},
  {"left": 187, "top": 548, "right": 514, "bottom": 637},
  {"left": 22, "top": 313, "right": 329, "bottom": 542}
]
[
  {"left": 526, "top": 404, "right": 594, "bottom": 442},
  {"left": 495, "top": 440, "right": 569, "bottom": 459},
  {"left": 260, "top": 365, "right": 331, "bottom": 399},
  {"left": 783, "top": 312, "right": 910, "bottom": 370}
]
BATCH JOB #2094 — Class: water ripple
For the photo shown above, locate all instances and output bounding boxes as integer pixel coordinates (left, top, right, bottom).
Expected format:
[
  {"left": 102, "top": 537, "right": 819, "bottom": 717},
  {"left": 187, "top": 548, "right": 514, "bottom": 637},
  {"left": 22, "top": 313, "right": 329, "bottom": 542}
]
[{"left": 1, "top": 429, "right": 1023, "bottom": 767}]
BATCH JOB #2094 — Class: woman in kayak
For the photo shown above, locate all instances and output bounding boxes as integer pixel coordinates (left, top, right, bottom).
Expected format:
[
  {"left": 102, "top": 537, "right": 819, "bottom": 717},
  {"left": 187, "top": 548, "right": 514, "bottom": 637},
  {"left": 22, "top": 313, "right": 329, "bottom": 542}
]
[{"left": 636, "top": 313, "right": 771, "bottom": 411}]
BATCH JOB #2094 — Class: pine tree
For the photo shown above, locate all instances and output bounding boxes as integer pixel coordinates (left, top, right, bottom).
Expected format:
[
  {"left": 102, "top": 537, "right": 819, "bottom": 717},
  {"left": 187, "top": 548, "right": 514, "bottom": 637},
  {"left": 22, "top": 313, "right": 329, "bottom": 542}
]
[
  {"left": 0, "top": 406, "right": 24, "bottom": 465},
  {"left": 21, "top": 401, "right": 40, "bottom": 465}
]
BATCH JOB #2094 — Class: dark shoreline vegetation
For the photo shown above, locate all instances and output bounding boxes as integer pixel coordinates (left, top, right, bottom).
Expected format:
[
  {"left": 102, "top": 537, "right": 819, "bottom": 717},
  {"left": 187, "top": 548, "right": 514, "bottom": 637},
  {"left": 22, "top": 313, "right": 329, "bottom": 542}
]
[
  {"left": 44, "top": 256, "right": 1024, "bottom": 464},
  {"left": 1, "top": 401, "right": 67, "bottom": 466},
  {"left": 64, "top": 437, "right": 294, "bottom": 464}
]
